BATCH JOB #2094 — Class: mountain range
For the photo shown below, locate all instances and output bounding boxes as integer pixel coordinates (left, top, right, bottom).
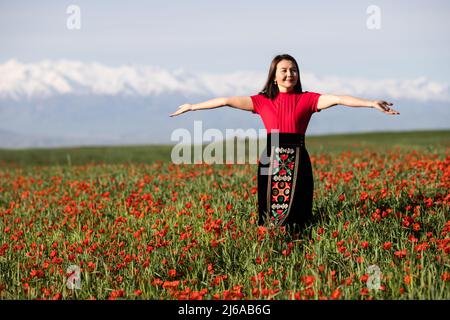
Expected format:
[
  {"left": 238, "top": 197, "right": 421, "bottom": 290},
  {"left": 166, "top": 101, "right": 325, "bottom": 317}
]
[{"left": 0, "top": 59, "right": 449, "bottom": 148}]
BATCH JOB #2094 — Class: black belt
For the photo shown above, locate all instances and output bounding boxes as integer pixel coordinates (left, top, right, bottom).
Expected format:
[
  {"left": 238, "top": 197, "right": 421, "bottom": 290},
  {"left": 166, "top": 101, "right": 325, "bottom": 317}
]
[{"left": 266, "top": 133, "right": 305, "bottom": 148}]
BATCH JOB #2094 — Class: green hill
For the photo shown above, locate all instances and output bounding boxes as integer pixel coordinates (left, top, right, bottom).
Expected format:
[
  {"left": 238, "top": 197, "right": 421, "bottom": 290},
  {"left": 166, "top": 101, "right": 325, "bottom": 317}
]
[{"left": 1, "top": 130, "right": 448, "bottom": 167}]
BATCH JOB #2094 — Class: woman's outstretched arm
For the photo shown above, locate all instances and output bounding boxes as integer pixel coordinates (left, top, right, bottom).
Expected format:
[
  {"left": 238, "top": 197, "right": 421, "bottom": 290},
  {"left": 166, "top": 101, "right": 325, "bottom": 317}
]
[
  {"left": 317, "top": 94, "right": 400, "bottom": 115},
  {"left": 169, "top": 96, "right": 253, "bottom": 117}
]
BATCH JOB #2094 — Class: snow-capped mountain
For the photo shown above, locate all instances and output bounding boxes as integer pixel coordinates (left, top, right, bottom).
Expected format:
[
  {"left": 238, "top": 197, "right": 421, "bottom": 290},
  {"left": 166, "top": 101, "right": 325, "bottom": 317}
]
[{"left": 0, "top": 59, "right": 449, "bottom": 148}]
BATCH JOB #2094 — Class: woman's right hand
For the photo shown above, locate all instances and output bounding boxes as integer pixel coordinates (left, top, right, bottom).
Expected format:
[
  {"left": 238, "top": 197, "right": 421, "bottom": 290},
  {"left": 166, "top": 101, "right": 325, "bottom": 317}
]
[
  {"left": 372, "top": 100, "right": 400, "bottom": 115},
  {"left": 170, "top": 104, "right": 193, "bottom": 117}
]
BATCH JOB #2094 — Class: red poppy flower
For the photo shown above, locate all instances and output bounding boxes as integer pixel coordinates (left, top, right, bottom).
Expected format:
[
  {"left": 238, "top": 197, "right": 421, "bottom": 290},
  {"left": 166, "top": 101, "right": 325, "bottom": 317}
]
[
  {"left": 168, "top": 269, "right": 177, "bottom": 278},
  {"left": 394, "top": 249, "right": 407, "bottom": 259},
  {"left": 331, "top": 288, "right": 341, "bottom": 300}
]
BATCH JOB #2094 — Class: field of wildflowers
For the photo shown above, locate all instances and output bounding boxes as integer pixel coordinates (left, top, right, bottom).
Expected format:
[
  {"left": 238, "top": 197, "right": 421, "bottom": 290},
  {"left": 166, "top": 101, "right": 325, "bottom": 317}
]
[{"left": 0, "top": 131, "right": 448, "bottom": 300}]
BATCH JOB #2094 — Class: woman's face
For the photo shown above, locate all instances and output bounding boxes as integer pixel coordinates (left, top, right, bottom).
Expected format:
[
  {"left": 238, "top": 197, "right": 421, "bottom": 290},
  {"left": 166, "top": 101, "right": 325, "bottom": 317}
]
[{"left": 274, "top": 59, "right": 298, "bottom": 92}]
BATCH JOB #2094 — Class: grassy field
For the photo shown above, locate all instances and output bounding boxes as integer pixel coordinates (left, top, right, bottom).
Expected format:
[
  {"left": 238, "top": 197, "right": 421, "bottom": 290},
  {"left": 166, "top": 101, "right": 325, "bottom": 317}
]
[
  {"left": 1, "top": 130, "right": 449, "bottom": 167},
  {"left": 0, "top": 130, "right": 449, "bottom": 300}
]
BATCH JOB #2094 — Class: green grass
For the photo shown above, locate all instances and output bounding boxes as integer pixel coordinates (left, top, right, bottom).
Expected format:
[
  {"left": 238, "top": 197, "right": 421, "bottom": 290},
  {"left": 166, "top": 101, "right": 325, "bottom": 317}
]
[
  {"left": 307, "top": 130, "right": 450, "bottom": 152},
  {"left": 1, "top": 130, "right": 449, "bottom": 167}
]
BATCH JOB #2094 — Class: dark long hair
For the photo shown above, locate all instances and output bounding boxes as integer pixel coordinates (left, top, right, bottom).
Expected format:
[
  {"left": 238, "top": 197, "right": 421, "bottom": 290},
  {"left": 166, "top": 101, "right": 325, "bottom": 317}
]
[{"left": 260, "top": 54, "right": 303, "bottom": 99}]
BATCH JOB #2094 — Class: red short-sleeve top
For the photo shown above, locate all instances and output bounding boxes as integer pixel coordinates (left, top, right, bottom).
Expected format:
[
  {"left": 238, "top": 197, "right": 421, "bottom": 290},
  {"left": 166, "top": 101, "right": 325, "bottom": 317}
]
[{"left": 251, "top": 91, "right": 321, "bottom": 134}]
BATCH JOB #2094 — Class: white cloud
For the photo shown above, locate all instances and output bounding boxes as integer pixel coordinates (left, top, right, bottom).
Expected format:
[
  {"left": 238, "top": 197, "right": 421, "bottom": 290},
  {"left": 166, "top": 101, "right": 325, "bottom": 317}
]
[{"left": 0, "top": 59, "right": 449, "bottom": 102}]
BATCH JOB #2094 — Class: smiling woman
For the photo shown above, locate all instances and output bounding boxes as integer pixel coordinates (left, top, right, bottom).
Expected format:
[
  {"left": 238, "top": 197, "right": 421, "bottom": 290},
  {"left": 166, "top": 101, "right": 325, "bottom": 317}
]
[{"left": 170, "top": 53, "right": 400, "bottom": 236}]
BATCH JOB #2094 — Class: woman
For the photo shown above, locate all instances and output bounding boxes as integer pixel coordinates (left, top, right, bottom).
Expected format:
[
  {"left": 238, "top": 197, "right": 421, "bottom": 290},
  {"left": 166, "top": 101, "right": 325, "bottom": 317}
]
[{"left": 170, "top": 54, "right": 399, "bottom": 234}]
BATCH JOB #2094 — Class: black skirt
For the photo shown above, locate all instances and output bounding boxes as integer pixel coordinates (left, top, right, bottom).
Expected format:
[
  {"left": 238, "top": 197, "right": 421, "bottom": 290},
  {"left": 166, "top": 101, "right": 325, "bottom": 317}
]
[{"left": 257, "top": 133, "right": 314, "bottom": 231}]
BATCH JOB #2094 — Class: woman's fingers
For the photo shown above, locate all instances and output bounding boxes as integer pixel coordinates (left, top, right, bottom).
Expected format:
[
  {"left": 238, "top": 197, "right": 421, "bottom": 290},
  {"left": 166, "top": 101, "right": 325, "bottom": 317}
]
[
  {"left": 170, "top": 110, "right": 183, "bottom": 117},
  {"left": 389, "top": 108, "right": 400, "bottom": 114},
  {"left": 382, "top": 104, "right": 400, "bottom": 115},
  {"left": 170, "top": 104, "right": 191, "bottom": 117},
  {"left": 169, "top": 108, "right": 180, "bottom": 117},
  {"left": 374, "top": 100, "right": 399, "bottom": 115}
]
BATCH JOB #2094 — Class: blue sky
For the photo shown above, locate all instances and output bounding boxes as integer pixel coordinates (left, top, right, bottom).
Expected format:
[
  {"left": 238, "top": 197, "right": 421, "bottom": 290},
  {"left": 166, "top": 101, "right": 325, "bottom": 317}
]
[
  {"left": 1, "top": 0, "right": 449, "bottom": 148},
  {"left": 1, "top": 0, "right": 449, "bottom": 82}
]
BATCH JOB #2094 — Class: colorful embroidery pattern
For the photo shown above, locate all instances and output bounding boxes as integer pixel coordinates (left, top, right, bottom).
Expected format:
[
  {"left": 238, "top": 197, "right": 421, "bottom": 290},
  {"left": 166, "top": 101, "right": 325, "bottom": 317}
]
[{"left": 269, "top": 147, "right": 297, "bottom": 224}]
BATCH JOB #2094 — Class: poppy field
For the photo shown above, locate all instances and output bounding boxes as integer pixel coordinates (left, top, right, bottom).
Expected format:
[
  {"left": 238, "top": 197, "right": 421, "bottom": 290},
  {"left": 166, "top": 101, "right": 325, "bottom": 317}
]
[{"left": 0, "top": 131, "right": 449, "bottom": 300}]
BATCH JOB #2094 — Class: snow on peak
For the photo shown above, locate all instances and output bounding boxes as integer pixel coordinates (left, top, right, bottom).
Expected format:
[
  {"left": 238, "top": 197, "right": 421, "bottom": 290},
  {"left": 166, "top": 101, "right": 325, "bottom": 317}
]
[{"left": 0, "top": 59, "right": 448, "bottom": 102}]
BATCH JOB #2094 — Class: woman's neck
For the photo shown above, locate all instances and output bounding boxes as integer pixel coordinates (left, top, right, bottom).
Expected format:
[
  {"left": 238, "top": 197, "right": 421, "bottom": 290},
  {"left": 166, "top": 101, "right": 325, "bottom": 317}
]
[{"left": 278, "top": 87, "right": 294, "bottom": 93}]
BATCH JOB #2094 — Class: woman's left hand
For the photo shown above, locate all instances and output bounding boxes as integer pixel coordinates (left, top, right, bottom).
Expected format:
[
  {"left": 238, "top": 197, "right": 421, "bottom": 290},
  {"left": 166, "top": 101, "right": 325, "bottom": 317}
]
[{"left": 372, "top": 100, "right": 400, "bottom": 115}]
